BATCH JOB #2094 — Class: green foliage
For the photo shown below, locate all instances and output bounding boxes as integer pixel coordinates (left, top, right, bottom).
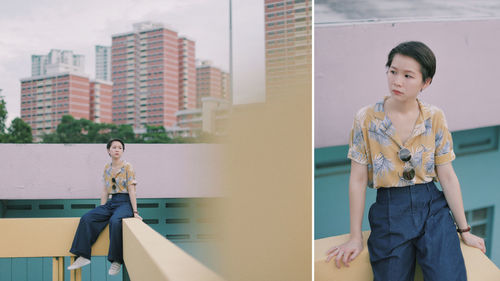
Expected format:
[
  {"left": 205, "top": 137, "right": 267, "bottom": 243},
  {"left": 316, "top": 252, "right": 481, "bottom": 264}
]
[
  {"left": 0, "top": 98, "right": 7, "bottom": 135},
  {"left": 0, "top": 98, "right": 211, "bottom": 144},
  {"left": 0, "top": 97, "right": 33, "bottom": 143},
  {"left": 40, "top": 115, "right": 207, "bottom": 144},
  {"left": 42, "top": 115, "right": 137, "bottom": 144},
  {"left": 6, "top": 118, "right": 33, "bottom": 143},
  {"left": 140, "top": 125, "right": 172, "bottom": 143}
]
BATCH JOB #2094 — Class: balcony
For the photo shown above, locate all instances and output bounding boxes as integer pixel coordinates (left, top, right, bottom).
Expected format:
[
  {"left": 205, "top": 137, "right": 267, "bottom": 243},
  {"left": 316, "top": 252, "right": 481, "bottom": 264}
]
[
  {"left": 0, "top": 144, "right": 224, "bottom": 281},
  {"left": 0, "top": 217, "right": 222, "bottom": 281}
]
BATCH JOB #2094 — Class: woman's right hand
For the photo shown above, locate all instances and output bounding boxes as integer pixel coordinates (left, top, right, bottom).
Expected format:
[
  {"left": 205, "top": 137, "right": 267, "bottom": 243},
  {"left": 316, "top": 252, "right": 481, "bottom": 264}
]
[{"left": 325, "top": 236, "right": 364, "bottom": 268}]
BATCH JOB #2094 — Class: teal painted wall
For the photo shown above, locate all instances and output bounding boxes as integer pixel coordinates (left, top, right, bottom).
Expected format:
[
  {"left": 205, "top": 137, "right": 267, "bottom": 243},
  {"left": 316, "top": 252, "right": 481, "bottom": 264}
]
[
  {"left": 0, "top": 198, "right": 221, "bottom": 281},
  {"left": 315, "top": 125, "right": 500, "bottom": 267}
]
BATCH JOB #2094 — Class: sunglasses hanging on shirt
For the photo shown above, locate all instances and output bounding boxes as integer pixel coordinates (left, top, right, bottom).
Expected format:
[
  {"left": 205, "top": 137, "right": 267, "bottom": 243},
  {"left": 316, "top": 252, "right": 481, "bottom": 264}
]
[{"left": 398, "top": 148, "right": 415, "bottom": 181}]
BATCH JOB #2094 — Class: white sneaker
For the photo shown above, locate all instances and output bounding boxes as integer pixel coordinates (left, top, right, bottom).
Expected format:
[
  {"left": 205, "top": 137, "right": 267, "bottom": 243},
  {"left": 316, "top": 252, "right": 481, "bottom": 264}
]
[
  {"left": 108, "top": 262, "right": 121, "bottom": 275},
  {"left": 67, "top": 257, "right": 91, "bottom": 270}
]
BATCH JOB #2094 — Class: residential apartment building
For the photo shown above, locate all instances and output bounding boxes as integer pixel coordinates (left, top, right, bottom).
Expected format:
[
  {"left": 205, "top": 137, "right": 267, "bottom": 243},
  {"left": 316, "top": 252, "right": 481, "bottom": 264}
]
[
  {"left": 95, "top": 45, "right": 112, "bottom": 81},
  {"left": 178, "top": 37, "right": 197, "bottom": 110},
  {"left": 264, "top": 0, "right": 312, "bottom": 97},
  {"left": 196, "top": 60, "right": 229, "bottom": 108},
  {"left": 111, "top": 22, "right": 183, "bottom": 128},
  {"left": 89, "top": 80, "right": 113, "bottom": 124},
  {"left": 221, "top": 71, "right": 231, "bottom": 101},
  {"left": 32, "top": 49, "right": 85, "bottom": 77},
  {"left": 20, "top": 73, "right": 90, "bottom": 138}
]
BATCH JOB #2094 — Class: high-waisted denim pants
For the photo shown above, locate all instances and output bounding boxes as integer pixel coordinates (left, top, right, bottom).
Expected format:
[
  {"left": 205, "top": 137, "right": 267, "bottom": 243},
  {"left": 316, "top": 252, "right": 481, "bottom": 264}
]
[
  {"left": 70, "top": 193, "right": 133, "bottom": 264},
  {"left": 367, "top": 182, "right": 467, "bottom": 281}
]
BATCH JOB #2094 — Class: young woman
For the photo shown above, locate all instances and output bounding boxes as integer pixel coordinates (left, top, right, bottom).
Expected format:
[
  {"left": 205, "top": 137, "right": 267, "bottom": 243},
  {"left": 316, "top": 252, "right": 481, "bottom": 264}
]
[
  {"left": 325, "top": 41, "right": 486, "bottom": 280},
  {"left": 67, "top": 138, "right": 142, "bottom": 275}
]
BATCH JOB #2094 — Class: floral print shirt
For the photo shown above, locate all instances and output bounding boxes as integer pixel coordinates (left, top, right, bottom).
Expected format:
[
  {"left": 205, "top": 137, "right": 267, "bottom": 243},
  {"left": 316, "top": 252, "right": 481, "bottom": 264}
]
[
  {"left": 348, "top": 97, "right": 455, "bottom": 189},
  {"left": 103, "top": 161, "right": 137, "bottom": 194}
]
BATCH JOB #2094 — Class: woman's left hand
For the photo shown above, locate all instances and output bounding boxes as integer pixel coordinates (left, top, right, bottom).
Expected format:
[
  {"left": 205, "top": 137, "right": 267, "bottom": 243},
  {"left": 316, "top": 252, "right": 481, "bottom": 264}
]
[
  {"left": 461, "top": 232, "right": 486, "bottom": 254},
  {"left": 134, "top": 213, "right": 143, "bottom": 220}
]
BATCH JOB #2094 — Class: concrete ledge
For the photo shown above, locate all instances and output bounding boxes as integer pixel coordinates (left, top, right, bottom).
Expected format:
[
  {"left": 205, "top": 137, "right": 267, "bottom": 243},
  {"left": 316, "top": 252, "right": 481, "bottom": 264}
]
[
  {"left": 315, "top": 231, "right": 500, "bottom": 281},
  {"left": 0, "top": 218, "right": 109, "bottom": 257},
  {"left": 122, "top": 218, "right": 223, "bottom": 281}
]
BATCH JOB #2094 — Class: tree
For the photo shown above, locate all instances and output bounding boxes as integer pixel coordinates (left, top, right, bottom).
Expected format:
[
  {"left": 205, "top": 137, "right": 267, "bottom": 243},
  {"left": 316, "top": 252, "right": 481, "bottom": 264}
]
[
  {"left": 140, "top": 125, "right": 172, "bottom": 143},
  {"left": 113, "top": 124, "right": 136, "bottom": 143},
  {"left": 6, "top": 117, "right": 32, "bottom": 143},
  {"left": 0, "top": 97, "right": 7, "bottom": 142},
  {"left": 42, "top": 115, "right": 137, "bottom": 143},
  {"left": 55, "top": 115, "right": 85, "bottom": 143}
]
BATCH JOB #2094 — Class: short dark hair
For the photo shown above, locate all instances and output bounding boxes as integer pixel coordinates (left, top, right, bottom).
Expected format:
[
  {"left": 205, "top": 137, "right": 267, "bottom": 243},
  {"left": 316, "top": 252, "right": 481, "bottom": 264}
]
[
  {"left": 106, "top": 138, "right": 125, "bottom": 151},
  {"left": 386, "top": 41, "right": 436, "bottom": 83}
]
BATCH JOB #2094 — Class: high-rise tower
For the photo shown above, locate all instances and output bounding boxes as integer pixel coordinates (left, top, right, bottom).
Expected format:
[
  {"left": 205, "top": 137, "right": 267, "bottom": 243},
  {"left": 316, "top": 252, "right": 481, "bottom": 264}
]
[
  {"left": 95, "top": 45, "right": 112, "bottom": 82},
  {"left": 178, "top": 37, "right": 197, "bottom": 110},
  {"left": 264, "top": 0, "right": 312, "bottom": 97},
  {"left": 31, "top": 49, "right": 85, "bottom": 77},
  {"left": 111, "top": 22, "right": 180, "bottom": 128}
]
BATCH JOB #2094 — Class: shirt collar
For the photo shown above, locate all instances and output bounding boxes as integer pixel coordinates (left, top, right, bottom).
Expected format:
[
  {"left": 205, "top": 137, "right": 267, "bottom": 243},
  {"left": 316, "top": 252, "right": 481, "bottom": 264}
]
[
  {"left": 374, "top": 96, "right": 431, "bottom": 121},
  {"left": 374, "top": 96, "right": 432, "bottom": 145},
  {"left": 107, "top": 161, "right": 126, "bottom": 174}
]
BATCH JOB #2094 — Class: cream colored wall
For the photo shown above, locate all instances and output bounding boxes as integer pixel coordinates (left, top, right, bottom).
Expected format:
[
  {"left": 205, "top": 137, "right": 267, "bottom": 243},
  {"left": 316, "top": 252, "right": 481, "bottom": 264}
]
[{"left": 0, "top": 218, "right": 109, "bottom": 257}]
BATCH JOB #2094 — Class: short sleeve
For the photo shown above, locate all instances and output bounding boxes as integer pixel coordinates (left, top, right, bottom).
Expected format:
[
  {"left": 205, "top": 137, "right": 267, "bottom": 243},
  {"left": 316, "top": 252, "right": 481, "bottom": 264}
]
[
  {"left": 434, "top": 109, "right": 455, "bottom": 165},
  {"left": 347, "top": 117, "right": 369, "bottom": 165},
  {"left": 126, "top": 162, "right": 138, "bottom": 186},
  {"left": 103, "top": 164, "right": 109, "bottom": 187}
]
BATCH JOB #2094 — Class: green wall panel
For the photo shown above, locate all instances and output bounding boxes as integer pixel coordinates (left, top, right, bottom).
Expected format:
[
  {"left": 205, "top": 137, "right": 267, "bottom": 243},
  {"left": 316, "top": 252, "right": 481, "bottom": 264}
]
[
  {"left": 0, "top": 259, "right": 11, "bottom": 280},
  {"left": 11, "top": 258, "right": 28, "bottom": 281},
  {"left": 27, "top": 258, "right": 43, "bottom": 281}
]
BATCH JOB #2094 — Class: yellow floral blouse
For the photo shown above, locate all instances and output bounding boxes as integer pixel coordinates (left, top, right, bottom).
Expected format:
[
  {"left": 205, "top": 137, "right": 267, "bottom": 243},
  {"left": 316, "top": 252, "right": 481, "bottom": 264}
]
[
  {"left": 348, "top": 97, "right": 455, "bottom": 189},
  {"left": 103, "top": 161, "right": 137, "bottom": 194}
]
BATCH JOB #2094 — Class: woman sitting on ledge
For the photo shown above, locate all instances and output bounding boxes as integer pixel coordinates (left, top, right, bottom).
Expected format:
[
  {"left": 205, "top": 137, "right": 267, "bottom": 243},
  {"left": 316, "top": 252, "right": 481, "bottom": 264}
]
[
  {"left": 325, "top": 41, "right": 486, "bottom": 280},
  {"left": 67, "top": 138, "right": 142, "bottom": 275}
]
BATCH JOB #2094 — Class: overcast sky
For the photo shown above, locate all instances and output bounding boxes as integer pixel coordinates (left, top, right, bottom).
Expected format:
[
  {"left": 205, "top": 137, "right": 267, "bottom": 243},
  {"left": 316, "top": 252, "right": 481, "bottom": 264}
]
[{"left": 0, "top": 0, "right": 265, "bottom": 125}]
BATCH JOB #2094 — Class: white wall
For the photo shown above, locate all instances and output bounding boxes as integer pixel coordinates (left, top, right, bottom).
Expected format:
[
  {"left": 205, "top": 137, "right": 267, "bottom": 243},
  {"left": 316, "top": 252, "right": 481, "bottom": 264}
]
[
  {"left": 315, "top": 19, "right": 500, "bottom": 148},
  {"left": 0, "top": 144, "right": 223, "bottom": 199}
]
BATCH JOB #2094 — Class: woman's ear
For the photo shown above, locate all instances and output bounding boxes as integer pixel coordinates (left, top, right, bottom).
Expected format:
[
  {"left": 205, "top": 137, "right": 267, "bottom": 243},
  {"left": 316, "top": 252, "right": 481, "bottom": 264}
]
[{"left": 421, "top": 77, "right": 432, "bottom": 92}]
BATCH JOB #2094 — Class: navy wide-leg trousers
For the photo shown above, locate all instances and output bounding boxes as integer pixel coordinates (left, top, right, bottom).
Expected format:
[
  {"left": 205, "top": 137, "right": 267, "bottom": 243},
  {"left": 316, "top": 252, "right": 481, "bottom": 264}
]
[
  {"left": 70, "top": 193, "right": 133, "bottom": 263},
  {"left": 368, "top": 182, "right": 467, "bottom": 281}
]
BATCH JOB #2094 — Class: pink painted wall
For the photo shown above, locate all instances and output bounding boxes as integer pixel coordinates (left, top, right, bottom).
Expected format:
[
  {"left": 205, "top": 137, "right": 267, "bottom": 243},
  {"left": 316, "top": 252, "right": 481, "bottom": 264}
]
[
  {"left": 315, "top": 19, "right": 500, "bottom": 148},
  {"left": 0, "top": 144, "right": 223, "bottom": 199}
]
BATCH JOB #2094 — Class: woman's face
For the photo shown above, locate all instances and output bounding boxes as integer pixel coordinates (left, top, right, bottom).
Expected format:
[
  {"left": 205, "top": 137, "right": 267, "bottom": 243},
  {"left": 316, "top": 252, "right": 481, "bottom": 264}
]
[
  {"left": 108, "top": 141, "right": 124, "bottom": 159},
  {"left": 387, "top": 54, "right": 431, "bottom": 102}
]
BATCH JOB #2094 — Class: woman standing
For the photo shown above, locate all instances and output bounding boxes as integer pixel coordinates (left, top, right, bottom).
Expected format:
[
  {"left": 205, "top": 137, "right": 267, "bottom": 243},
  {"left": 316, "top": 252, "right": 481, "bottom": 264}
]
[
  {"left": 325, "top": 41, "right": 485, "bottom": 280},
  {"left": 67, "top": 138, "right": 142, "bottom": 275}
]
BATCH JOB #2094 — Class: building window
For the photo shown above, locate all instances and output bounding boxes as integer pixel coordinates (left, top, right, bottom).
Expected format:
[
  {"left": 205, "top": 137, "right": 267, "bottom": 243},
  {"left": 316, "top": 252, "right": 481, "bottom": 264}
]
[{"left": 464, "top": 206, "right": 494, "bottom": 257}]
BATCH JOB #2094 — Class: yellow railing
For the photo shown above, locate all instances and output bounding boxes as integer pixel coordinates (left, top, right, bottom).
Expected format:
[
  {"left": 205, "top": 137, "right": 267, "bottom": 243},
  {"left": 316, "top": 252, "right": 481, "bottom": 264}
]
[
  {"left": 0, "top": 218, "right": 223, "bottom": 281},
  {"left": 0, "top": 218, "right": 109, "bottom": 281},
  {"left": 315, "top": 231, "right": 500, "bottom": 281},
  {"left": 122, "top": 218, "right": 222, "bottom": 281}
]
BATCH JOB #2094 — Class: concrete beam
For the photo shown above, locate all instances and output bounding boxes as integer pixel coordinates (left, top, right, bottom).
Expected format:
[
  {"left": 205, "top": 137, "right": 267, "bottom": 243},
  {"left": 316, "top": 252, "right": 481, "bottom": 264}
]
[
  {"left": 0, "top": 217, "right": 109, "bottom": 257},
  {"left": 315, "top": 231, "right": 500, "bottom": 280}
]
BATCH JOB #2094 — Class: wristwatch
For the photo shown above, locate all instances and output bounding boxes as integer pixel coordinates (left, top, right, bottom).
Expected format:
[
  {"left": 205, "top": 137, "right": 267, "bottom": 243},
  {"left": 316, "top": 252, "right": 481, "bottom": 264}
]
[{"left": 457, "top": 225, "right": 471, "bottom": 233}]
